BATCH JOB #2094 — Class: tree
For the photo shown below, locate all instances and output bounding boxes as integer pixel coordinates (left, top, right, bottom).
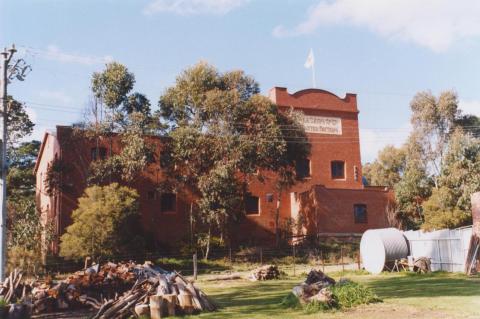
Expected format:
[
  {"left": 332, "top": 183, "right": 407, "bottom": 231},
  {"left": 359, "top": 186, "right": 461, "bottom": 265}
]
[
  {"left": 393, "top": 134, "right": 432, "bottom": 229},
  {"left": 7, "top": 141, "right": 40, "bottom": 198},
  {"left": 85, "top": 62, "right": 161, "bottom": 184},
  {"left": 365, "top": 90, "right": 479, "bottom": 230},
  {"left": 159, "top": 62, "right": 310, "bottom": 256},
  {"left": 409, "top": 90, "right": 459, "bottom": 186},
  {"left": 5, "top": 96, "right": 34, "bottom": 149},
  {"left": 422, "top": 188, "right": 471, "bottom": 231},
  {"left": 272, "top": 109, "right": 311, "bottom": 245},
  {"left": 363, "top": 145, "right": 406, "bottom": 188},
  {"left": 455, "top": 114, "right": 480, "bottom": 137},
  {"left": 422, "top": 128, "right": 480, "bottom": 230},
  {"left": 7, "top": 141, "right": 44, "bottom": 250},
  {"left": 2, "top": 97, "right": 44, "bottom": 271},
  {"left": 59, "top": 183, "right": 143, "bottom": 260}
]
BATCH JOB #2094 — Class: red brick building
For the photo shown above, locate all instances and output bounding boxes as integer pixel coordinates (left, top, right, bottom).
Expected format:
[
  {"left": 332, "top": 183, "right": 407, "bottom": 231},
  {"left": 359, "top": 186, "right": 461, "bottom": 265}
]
[{"left": 35, "top": 87, "right": 393, "bottom": 253}]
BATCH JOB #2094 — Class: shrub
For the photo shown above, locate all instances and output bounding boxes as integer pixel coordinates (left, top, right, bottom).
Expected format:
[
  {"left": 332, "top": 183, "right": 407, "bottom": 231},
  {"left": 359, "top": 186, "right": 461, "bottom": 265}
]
[
  {"left": 283, "top": 280, "right": 381, "bottom": 313},
  {"left": 303, "top": 299, "right": 337, "bottom": 313},
  {"left": 331, "top": 281, "right": 381, "bottom": 308},
  {"left": 280, "top": 293, "right": 301, "bottom": 309},
  {"left": 60, "top": 183, "right": 144, "bottom": 260},
  {"left": 7, "top": 246, "right": 43, "bottom": 275}
]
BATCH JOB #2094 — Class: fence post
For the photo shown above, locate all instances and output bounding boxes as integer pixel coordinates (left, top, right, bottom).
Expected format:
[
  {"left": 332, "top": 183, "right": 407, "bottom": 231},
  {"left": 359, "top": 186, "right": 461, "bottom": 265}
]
[
  {"left": 357, "top": 251, "right": 361, "bottom": 270},
  {"left": 293, "top": 245, "right": 296, "bottom": 276},
  {"left": 193, "top": 253, "right": 198, "bottom": 280},
  {"left": 321, "top": 250, "right": 325, "bottom": 273},
  {"left": 341, "top": 245, "right": 345, "bottom": 273},
  {"left": 229, "top": 247, "right": 232, "bottom": 274},
  {"left": 260, "top": 248, "right": 263, "bottom": 265},
  {"left": 437, "top": 239, "right": 442, "bottom": 271}
]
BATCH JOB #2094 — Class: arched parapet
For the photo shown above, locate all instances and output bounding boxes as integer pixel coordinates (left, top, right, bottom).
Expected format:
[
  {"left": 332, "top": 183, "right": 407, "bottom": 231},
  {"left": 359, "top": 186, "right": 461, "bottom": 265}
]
[{"left": 268, "top": 87, "right": 358, "bottom": 113}]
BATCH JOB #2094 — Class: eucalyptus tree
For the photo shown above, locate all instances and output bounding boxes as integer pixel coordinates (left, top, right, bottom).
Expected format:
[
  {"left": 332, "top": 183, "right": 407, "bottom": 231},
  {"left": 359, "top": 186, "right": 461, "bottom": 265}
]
[
  {"left": 87, "top": 62, "right": 161, "bottom": 184},
  {"left": 159, "top": 62, "right": 310, "bottom": 255}
]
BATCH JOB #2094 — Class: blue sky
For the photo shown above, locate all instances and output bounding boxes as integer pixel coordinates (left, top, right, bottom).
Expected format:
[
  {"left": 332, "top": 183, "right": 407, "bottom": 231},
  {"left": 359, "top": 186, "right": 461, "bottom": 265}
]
[{"left": 2, "top": 0, "right": 480, "bottom": 162}]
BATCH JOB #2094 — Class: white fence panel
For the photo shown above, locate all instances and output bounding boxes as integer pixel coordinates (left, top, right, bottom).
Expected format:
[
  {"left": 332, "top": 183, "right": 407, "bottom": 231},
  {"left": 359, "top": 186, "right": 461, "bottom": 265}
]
[{"left": 404, "top": 227, "right": 472, "bottom": 272}]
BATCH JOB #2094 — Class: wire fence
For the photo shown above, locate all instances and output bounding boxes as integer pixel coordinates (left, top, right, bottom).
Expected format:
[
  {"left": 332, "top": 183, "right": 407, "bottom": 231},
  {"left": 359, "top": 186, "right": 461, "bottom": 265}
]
[{"left": 43, "top": 243, "right": 361, "bottom": 276}]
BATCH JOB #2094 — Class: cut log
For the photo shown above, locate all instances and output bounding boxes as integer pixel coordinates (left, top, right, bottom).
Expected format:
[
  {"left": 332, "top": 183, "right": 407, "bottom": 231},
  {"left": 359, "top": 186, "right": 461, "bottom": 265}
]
[
  {"left": 135, "top": 303, "right": 150, "bottom": 316},
  {"left": 186, "top": 283, "right": 203, "bottom": 311},
  {"left": 158, "top": 276, "right": 171, "bottom": 295},
  {"left": 0, "top": 262, "right": 216, "bottom": 317},
  {"left": 197, "top": 289, "right": 217, "bottom": 311},
  {"left": 149, "top": 295, "right": 164, "bottom": 319},
  {"left": 179, "top": 294, "right": 195, "bottom": 314},
  {"left": 249, "top": 265, "right": 280, "bottom": 281},
  {"left": 163, "top": 294, "right": 177, "bottom": 316}
]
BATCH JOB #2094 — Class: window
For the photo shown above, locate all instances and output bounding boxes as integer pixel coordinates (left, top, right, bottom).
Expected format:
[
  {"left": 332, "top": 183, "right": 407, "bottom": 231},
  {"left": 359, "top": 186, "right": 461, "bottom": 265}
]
[
  {"left": 331, "top": 161, "right": 345, "bottom": 179},
  {"left": 91, "top": 147, "right": 107, "bottom": 161},
  {"left": 147, "top": 191, "right": 156, "bottom": 200},
  {"left": 161, "top": 193, "right": 176, "bottom": 213},
  {"left": 354, "top": 204, "right": 367, "bottom": 223},
  {"left": 296, "top": 159, "right": 311, "bottom": 179},
  {"left": 245, "top": 194, "right": 260, "bottom": 215},
  {"left": 266, "top": 193, "right": 274, "bottom": 203}
]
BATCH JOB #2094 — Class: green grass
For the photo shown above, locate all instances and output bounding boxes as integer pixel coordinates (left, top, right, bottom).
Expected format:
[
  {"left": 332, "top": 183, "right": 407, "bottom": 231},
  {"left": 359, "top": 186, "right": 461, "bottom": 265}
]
[{"left": 189, "top": 270, "right": 480, "bottom": 319}]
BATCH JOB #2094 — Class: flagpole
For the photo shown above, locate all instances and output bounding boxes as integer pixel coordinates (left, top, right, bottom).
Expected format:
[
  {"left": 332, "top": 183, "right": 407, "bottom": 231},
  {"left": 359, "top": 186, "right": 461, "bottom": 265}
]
[
  {"left": 304, "top": 48, "right": 316, "bottom": 88},
  {"left": 312, "top": 61, "right": 316, "bottom": 88}
]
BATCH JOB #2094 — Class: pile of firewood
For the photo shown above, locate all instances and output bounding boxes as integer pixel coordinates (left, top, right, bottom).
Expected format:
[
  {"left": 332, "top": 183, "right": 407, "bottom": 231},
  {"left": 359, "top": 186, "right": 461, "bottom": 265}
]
[
  {"left": 249, "top": 265, "right": 280, "bottom": 281},
  {"left": 291, "top": 269, "right": 336, "bottom": 304},
  {"left": 92, "top": 271, "right": 216, "bottom": 318},
  {"left": 0, "top": 268, "right": 25, "bottom": 304},
  {"left": 413, "top": 257, "right": 431, "bottom": 273},
  {"left": 0, "top": 261, "right": 216, "bottom": 318}
]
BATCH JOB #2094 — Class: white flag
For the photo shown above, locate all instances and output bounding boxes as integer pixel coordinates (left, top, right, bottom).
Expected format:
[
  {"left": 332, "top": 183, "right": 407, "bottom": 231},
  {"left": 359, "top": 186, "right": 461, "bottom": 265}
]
[{"left": 304, "top": 48, "right": 314, "bottom": 68}]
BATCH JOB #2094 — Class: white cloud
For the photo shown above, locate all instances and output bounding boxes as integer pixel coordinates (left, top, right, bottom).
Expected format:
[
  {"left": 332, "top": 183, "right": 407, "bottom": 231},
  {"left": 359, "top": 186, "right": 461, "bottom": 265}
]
[
  {"left": 360, "top": 123, "right": 411, "bottom": 163},
  {"left": 273, "top": 0, "right": 480, "bottom": 52},
  {"left": 143, "top": 0, "right": 249, "bottom": 15},
  {"left": 34, "top": 45, "right": 113, "bottom": 65},
  {"left": 459, "top": 99, "right": 480, "bottom": 117}
]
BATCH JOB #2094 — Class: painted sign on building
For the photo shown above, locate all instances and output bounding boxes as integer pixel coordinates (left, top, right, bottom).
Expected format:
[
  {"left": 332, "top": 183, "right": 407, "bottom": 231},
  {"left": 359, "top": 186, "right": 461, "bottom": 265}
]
[{"left": 301, "top": 114, "right": 342, "bottom": 135}]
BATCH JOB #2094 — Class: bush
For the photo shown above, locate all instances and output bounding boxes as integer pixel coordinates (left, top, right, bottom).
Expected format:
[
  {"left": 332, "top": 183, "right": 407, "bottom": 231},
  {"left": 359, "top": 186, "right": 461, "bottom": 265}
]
[
  {"left": 0, "top": 297, "right": 8, "bottom": 318},
  {"left": 7, "top": 246, "right": 43, "bottom": 275},
  {"left": 280, "top": 293, "right": 301, "bottom": 309},
  {"left": 422, "top": 187, "right": 472, "bottom": 231},
  {"left": 283, "top": 280, "right": 381, "bottom": 313},
  {"left": 303, "top": 299, "right": 337, "bottom": 313},
  {"left": 331, "top": 281, "right": 381, "bottom": 308},
  {"left": 60, "top": 183, "right": 144, "bottom": 260}
]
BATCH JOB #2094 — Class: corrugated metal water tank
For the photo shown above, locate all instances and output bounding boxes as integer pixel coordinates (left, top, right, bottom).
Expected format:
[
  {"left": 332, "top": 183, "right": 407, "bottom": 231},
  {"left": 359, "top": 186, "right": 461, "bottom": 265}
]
[{"left": 360, "top": 228, "right": 409, "bottom": 274}]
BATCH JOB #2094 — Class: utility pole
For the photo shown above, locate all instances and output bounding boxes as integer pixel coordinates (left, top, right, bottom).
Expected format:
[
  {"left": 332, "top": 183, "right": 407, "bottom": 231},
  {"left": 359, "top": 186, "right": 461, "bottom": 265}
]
[{"left": 0, "top": 45, "right": 17, "bottom": 280}]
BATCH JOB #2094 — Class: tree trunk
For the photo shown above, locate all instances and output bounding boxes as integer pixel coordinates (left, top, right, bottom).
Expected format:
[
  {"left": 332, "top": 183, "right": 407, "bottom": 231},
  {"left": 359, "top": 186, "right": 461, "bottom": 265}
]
[
  {"left": 204, "top": 227, "right": 211, "bottom": 261},
  {"left": 190, "top": 203, "right": 194, "bottom": 247},
  {"left": 275, "top": 191, "right": 281, "bottom": 247}
]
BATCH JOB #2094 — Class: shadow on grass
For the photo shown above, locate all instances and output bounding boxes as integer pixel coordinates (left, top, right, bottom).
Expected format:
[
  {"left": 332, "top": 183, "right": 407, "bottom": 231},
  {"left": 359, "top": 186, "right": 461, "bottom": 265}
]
[
  {"left": 156, "top": 257, "right": 230, "bottom": 275},
  {"left": 189, "top": 272, "right": 480, "bottom": 318},
  {"left": 195, "top": 280, "right": 299, "bottom": 318},
  {"left": 366, "top": 272, "right": 480, "bottom": 299}
]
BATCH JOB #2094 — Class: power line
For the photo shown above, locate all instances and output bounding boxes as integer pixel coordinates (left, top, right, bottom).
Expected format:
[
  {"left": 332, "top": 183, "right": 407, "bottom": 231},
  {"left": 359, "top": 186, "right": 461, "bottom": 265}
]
[{"left": 16, "top": 43, "right": 480, "bottom": 101}]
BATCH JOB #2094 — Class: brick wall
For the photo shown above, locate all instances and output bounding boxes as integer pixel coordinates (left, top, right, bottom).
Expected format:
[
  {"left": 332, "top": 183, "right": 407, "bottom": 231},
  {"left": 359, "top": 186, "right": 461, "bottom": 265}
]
[{"left": 36, "top": 87, "right": 393, "bottom": 252}]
